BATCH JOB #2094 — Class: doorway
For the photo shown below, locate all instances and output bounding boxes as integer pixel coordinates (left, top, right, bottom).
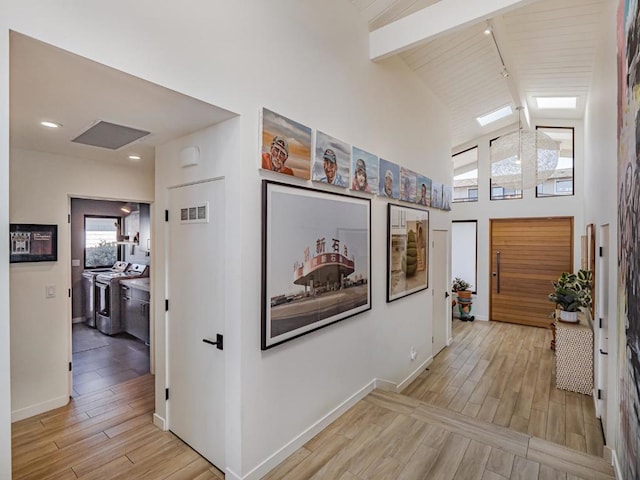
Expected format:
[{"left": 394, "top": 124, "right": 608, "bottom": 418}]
[
  {"left": 489, "top": 217, "right": 573, "bottom": 328},
  {"left": 70, "top": 198, "right": 152, "bottom": 397}
]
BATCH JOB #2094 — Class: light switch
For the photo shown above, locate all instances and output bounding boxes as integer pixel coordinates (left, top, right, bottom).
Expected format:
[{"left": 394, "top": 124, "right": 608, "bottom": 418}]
[
  {"left": 46, "top": 285, "right": 56, "bottom": 299},
  {"left": 71, "top": 259, "right": 81, "bottom": 267}
]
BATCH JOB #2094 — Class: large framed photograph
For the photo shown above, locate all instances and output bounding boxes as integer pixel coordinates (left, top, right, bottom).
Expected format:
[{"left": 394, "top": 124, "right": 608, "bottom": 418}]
[
  {"left": 262, "top": 181, "right": 371, "bottom": 349},
  {"left": 387, "top": 204, "right": 429, "bottom": 302},
  {"left": 10, "top": 224, "right": 58, "bottom": 263}
]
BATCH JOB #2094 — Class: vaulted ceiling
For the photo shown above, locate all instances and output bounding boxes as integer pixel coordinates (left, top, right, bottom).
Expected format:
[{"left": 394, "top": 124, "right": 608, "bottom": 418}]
[{"left": 352, "top": 0, "right": 609, "bottom": 149}]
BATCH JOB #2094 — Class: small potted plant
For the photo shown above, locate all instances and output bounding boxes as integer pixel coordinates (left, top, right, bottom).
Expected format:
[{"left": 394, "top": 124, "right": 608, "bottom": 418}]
[
  {"left": 452, "top": 277, "right": 474, "bottom": 321},
  {"left": 548, "top": 269, "right": 593, "bottom": 322}
]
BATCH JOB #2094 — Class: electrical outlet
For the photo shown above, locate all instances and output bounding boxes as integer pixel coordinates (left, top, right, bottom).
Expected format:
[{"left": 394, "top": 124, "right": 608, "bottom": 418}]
[{"left": 410, "top": 346, "right": 417, "bottom": 361}]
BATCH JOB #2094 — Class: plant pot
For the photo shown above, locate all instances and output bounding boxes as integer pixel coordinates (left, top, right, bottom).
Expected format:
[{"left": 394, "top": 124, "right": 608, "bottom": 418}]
[{"left": 559, "top": 310, "right": 578, "bottom": 323}]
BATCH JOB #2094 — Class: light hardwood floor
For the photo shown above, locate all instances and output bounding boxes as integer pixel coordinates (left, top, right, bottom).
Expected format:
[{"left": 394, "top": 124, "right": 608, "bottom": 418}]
[
  {"left": 12, "top": 319, "right": 609, "bottom": 479},
  {"left": 402, "top": 319, "right": 604, "bottom": 457}
]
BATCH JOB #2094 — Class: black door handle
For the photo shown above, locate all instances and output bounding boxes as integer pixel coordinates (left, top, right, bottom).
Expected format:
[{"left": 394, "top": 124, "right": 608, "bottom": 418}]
[
  {"left": 445, "top": 292, "right": 450, "bottom": 298},
  {"left": 203, "top": 333, "right": 224, "bottom": 350},
  {"left": 600, "top": 349, "right": 608, "bottom": 355}
]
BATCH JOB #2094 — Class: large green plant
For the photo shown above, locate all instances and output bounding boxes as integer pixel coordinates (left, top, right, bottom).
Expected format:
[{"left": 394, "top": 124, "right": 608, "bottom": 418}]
[{"left": 548, "top": 269, "right": 593, "bottom": 312}]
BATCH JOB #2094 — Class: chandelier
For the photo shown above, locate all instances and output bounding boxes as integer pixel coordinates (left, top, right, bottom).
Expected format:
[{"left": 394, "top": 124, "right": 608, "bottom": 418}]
[{"left": 490, "top": 107, "right": 559, "bottom": 190}]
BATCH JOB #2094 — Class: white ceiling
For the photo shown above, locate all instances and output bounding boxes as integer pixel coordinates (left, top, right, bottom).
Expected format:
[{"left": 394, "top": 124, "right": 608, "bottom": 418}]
[
  {"left": 10, "top": 32, "right": 236, "bottom": 168},
  {"left": 352, "top": 0, "right": 608, "bottom": 148}
]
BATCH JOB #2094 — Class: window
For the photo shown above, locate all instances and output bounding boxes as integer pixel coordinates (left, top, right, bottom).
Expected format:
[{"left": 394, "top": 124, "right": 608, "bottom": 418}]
[
  {"left": 536, "top": 126, "right": 574, "bottom": 197},
  {"left": 489, "top": 137, "right": 523, "bottom": 200},
  {"left": 84, "top": 216, "right": 120, "bottom": 268},
  {"left": 452, "top": 147, "right": 479, "bottom": 202}
]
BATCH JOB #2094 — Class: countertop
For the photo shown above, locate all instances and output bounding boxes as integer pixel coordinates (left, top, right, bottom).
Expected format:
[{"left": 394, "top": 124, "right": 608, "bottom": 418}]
[{"left": 120, "top": 277, "right": 150, "bottom": 292}]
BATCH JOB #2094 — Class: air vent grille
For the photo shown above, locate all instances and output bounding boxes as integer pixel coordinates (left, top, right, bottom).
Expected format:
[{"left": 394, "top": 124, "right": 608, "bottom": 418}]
[
  {"left": 72, "top": 120, "right": 150, "bottom": 150},
  {"left": 180, "top": 203, "right": 209, "bottom": 224}
]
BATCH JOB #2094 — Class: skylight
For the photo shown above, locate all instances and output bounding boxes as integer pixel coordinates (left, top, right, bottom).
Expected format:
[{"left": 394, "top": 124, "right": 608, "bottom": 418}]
[
  {"left": 476, "top": 105, "right": 513, "bottom": 127},
  {"left": 535, "top": 97, "right": 577, "bottom": 109}
]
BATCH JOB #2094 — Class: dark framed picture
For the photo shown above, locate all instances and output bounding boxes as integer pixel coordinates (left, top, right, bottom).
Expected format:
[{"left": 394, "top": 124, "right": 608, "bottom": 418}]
[
  {"left": 387, "top": 204, "right": 429, "bottom": 302},
  {"left": 10, "top": 224, "right": 58, "bottom": 263},
  {"left": 262, "top": 180, "right": 371, "bottom": 349}
]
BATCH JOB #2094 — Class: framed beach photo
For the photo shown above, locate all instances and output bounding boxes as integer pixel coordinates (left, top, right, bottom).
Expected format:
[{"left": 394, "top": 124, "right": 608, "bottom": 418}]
[
  {"left": 261, "top": 181, "right": 371, "bottom": 349},
  {"left": 387, "top": 204, "right": 429, "bottom": 302},
  {"left": 10, "top": 224, "right": 58, "bottom": 263},
  {"left": 260, "top": 108, "right": 312, "bottom": 180}
]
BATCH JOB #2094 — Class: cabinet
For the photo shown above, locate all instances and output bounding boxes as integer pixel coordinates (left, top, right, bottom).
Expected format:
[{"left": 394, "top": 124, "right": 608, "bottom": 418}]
[
  {"left": 555, "top": 317, "right": 593, "bottom": 395},
  {"left": 120, "top": 284, "right": 150, "bottom": 344}
]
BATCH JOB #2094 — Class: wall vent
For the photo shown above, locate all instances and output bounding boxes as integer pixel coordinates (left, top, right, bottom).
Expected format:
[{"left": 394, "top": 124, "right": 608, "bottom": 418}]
[
  {"left": 180, "top": 203, "right": 209, "bottom": 224},
  {"left": 72, "top": 120, "right": 150, "bottom": 150}
]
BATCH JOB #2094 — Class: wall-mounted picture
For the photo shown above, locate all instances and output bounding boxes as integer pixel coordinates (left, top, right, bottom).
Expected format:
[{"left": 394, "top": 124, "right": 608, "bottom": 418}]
[
  {"left": 387, "top": 204, "right": 429, "bottom": 302},
  {"left": 10, "top": 224, "right": 58, "bottom": 263},
  {"left": 400, "top": 167, "right": 417, "bottom": 203},
  {"left": 442, "top": 185, "right": 452, "bottom": 211},
  {"left": 351, "top": 147, "right": 378, "bottom": 194},
  {"left": 378, "top": 158, "right": 400, "bottom": 199},
  {"left": 431, "top": 181, "right": 443, "bottom": 209},
  {"left": 262, "top": 181, "right": 371, "bottom": 349},
  {"left": 261, "top": 108, "right": 312, "bottom": 180},
  {"left": 416, "top": 175, "right": 431, "bottom": 207},
  {"left": 312, "top": 131, "right": 349, "bottom": 187}
]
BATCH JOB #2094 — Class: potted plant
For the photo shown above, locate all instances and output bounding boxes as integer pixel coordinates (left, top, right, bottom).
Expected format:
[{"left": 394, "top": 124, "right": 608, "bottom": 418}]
[
  {"left": 452, "top": 277, "right": 474, "bottom": 321},
  {"left": 548, "top": 269, "right": 593, "bottom": 322}
]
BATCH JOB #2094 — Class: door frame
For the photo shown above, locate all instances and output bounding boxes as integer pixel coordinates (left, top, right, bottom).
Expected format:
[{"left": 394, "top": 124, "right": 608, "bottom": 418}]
[{"left": 432, "top": 228, "right": 451, "bottom": 352}]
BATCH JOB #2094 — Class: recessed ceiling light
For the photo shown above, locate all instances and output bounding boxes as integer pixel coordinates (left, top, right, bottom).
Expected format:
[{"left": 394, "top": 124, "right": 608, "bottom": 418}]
[
  {"left": 535, "top": 97, "right": 577, "bottom": 109},
  {"left": 476, "top": 105, "right": 513, "bottom": 127},
  {"left": 128, "top": 154, "right": 142, "bottom": 161},
  {"left": 40, "top": 121, "right": 62, "bottom": 128}
]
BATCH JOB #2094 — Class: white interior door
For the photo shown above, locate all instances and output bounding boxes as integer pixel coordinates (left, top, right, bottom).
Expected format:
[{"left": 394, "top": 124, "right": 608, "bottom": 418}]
[
  {"left": 596, "top": 224, "right": 609, "bottom": 436},
  {"left": 432, "top": 229, "right": 449, "bottom": 355},
  {"left": 168, "top": 179, "right": 225, "bottom": 469}
]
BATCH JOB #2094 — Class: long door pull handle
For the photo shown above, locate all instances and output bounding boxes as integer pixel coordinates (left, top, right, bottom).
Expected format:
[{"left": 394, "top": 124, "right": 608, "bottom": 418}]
[
  {"left": 496, "top": 251, "right": 501, "bottom": 294},
  {"left": 203, "top": 334, "right": 224, "bottom": 350},
  {"left": 599, "top": 349, "right": 608, "bottom": 355}
]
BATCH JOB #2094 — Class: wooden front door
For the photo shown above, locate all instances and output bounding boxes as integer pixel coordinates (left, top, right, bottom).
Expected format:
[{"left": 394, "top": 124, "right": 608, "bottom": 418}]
[{"left": 490, "top": 217, "right": 573, "bottom": 328}]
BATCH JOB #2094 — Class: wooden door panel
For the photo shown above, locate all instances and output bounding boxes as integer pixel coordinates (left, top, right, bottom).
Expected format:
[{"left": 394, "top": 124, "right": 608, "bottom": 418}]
[{"left": 490, "top": 217, "right": 573, "bottom": 328}]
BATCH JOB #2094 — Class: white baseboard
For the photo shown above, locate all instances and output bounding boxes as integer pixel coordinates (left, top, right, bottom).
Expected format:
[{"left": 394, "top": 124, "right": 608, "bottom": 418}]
[
  {"left": 11, "top": 395, "right": 69, "bottom": 422},
  {"left": 373, "top": 378, "right": 397, "bottom": 391},
  {"left": 153, "top": 413, "right": 167, "bottom": 431},
  {"left": 240, "top": 380, "right": 375, "bottom": 480},
  {"left": 225, "top": 468, "right": 242, "bottom": 480},
  {"left": 72, "top": 316, "right": 84, "bottom": 324},
  {"left": 397, "top": 357, "right": 433, "bottom": 392},
  {"left": 474, "top": 315, "right": 488, "bottom": 321},
  {"left": 610, "top": 447, "right": 622, "bottom": 479}
]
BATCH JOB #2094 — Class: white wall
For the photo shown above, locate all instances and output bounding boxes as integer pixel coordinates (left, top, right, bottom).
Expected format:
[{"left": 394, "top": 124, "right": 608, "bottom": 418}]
[
  {"left": 9, "top": 149, "right": 153, "bottom": 420},
  {"left": 451, "top": 121, "right": 585, "bottom": 320},
  {"left": 4, "top": 1, "right": 452, "bottom": 479},
  {"left": 0, "top": 16, "right": 12, "bottom": 479},
  {"left": 583, "top": 0, "right": 619, "bottom": 455}
]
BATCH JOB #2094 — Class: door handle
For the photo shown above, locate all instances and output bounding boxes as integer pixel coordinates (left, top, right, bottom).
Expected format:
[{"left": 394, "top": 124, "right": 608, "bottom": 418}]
[
  {"left": 203, "top": 333, "right": 224, "bottom": 350},
  {"left": 445, "top": 292, "right": 450, "bottom": 298},
  {"left": 496, "top": 251, "right": 501, "bottom": 294},
  {"left": 599, "top": 349, "right": 608, "bottom": 355}
]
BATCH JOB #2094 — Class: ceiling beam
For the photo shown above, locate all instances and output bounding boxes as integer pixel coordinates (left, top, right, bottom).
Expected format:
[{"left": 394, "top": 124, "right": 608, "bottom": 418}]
[{"left": 369, "top": 0, "right": 536, "bottom": 61}]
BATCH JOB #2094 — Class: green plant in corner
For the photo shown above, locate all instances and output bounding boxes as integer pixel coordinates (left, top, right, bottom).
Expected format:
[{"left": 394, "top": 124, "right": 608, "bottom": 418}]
[{"left": 451, "top": 277, "right": 470, "bottom": 292}]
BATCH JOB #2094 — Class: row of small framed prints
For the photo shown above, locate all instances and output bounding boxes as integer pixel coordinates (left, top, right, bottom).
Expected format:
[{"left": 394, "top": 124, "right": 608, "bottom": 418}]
[{"left": 260, "top": 108, "right": 452, "bottom": 211}]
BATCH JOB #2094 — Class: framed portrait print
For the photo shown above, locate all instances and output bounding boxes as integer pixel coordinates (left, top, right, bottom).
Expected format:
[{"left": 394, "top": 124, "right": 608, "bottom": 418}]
[
  {"left": 387, "top": 204, "right": 429, "bottom": 302},
  {"left": 10, "top": 224, "right": 58, "bottom": 263},
  {"left": 262, "top": 180, "right": 371, "bottom": 349},
  {"left": 260, "top": 108, "right": 312, "bottom": 180}
]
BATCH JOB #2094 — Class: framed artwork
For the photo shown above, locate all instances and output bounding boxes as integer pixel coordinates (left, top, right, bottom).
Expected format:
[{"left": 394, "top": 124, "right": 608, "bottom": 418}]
[
  {"left": 431, "top": 181, "right": 443, "bottom": 209},
  {"left": 378, "top": 158, "right": 400, "bottom": 199},
  {"left": 351, "top": 147, "right": 378, "bottom": 194},
  {"left": 416, "top": 175, "right": 431, "bottom": 207},
  {"left": 262, "top": 181, "right": 371, "bottom": 349},
  {"left": 312, "top": 131, "right": 350, "bottom": 187},
  {"left": 10, "top": 224, "right": 58, "bottom": 263},
  {"left": 387, "top": 204, "right": 429, "bottom": 302},
  {"left": 260, "top": 108, "right": 312, "bottom": 180},
  {"left": 442, "top": 185, "right": 452, "bottom": 211},
  {"left": 400, "top": 167, "right": 417, "bottom": 203}
]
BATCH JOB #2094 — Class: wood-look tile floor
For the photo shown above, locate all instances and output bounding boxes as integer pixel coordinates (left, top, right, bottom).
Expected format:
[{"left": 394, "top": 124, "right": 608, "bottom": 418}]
[
  {"left": 265, "top": 389, "right": 614, "bottom": 480},
  {"left": 11, "top": 374, "right": 223, "bottom": 480},
  {"left": 402, "top": 319, "right": 605, "bottom": 458}
]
